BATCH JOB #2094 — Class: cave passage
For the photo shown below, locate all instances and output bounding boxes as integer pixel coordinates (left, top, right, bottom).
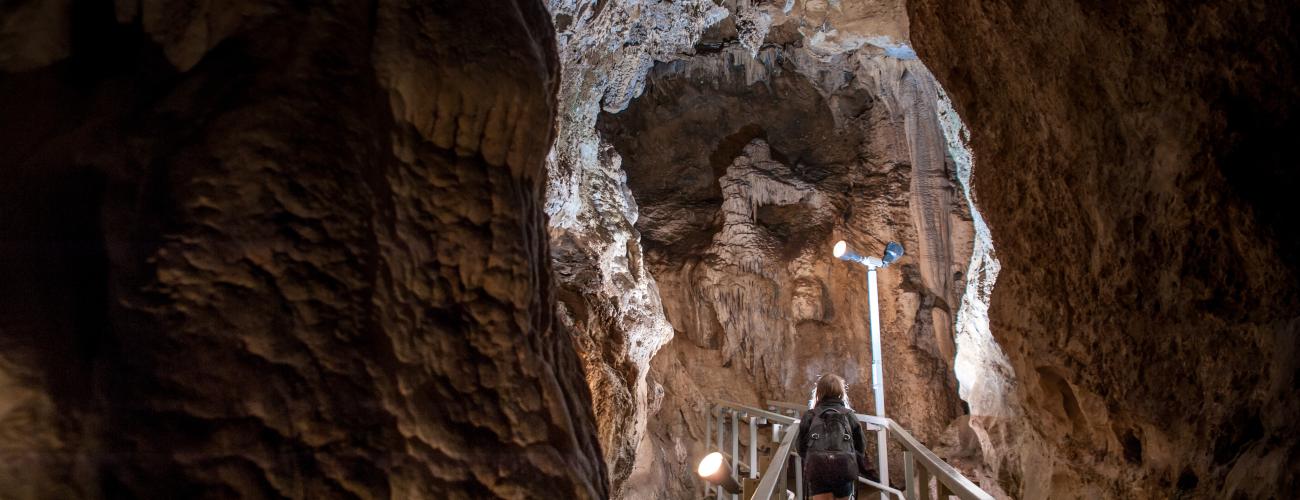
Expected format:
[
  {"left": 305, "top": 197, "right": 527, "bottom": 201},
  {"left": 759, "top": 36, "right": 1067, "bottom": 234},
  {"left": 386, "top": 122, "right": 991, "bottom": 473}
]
[
  {"left": 0, "top": 0, "right": 1297, "bottom": 499},
  {"left": 575, "top": 5, "right": 1008, "bottom": 496}
]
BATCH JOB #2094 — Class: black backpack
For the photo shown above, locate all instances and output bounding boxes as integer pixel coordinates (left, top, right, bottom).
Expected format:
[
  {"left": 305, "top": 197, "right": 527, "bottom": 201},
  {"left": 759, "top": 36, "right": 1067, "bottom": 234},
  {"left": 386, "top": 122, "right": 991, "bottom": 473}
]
[
  {"left": 804, "top": 407, "right": 859, "bottom": 484},
  {"left": 807, "top": 407, "right": 855, "bottom": 453}
]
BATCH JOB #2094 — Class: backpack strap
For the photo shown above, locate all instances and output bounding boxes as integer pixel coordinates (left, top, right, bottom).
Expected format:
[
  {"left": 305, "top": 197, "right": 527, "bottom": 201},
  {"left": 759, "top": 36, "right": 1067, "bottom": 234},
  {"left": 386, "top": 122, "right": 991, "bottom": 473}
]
[
  {"left": 820, "top": 407, "right": 853, "bottom": 442},
  {"left": 808, "top": 408, "right": 835, "bottom": 441},
  {"left": 840, "top": 411, "right": 856, "bottom": 443}
]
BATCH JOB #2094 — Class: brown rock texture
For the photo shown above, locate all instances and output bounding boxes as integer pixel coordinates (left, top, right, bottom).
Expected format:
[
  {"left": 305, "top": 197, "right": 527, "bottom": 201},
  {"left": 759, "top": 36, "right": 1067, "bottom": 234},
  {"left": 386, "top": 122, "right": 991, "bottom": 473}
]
[
  {"left": 907, "top": 0, "right": 1300, "bottom": 498},
  {"left": 544, "top": 0, "right": 726, "bottom": 494},
  {"left": 7, "top": 1, "right": 1293, "bottom": 498},
  {"left": 0, "top": 1, "right": 607, "bottom": 498},
  {"left": 590, "top": 3, "right": 989, "bottom": 496}
]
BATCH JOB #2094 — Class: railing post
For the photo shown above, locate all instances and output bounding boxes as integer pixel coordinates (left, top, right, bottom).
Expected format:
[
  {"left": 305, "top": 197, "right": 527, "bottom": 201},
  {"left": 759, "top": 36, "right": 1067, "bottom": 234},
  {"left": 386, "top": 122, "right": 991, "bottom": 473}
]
[
  {"left": 876, "top": 427, "right": 889, "bottom": 500},
  {"left": 903, "top": 451, "right": 916, "bottom": 500},
  {"left": 794, "top": 455, "right": 803, "bottom": 500},
  {"left": 717, "top": 408, "right": 725, "bottom": 453},
  {"left": 717, "top": 408, "right": 726, "bottom": 500},
  {"left": 749, "top": 415, "right": 758, "bottom": 478},
  {"left": 731, "top": 410, "right": 740, "bottom": 500},
  {"left": 937, "top": 480, "right": 951, "bottom": 500},
  {"left": 917, "top": 465, "right": 931, "bottom": 500},
  {"left": 705, "top": 406, "right": 713, "bottom": 496},
  {"left": 774, "top": 428, "right": 785, "bottom": 498}
]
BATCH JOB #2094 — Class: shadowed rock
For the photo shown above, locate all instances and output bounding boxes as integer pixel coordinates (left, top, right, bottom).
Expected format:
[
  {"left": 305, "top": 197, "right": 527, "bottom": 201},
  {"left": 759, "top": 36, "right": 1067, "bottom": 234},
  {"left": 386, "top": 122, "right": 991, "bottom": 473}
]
[
  {"left": 908, "top": 0, "right": 1300, "bottom": 497},
  {"left": 0, "top": 1, "right": 607, "bottom": 497}
]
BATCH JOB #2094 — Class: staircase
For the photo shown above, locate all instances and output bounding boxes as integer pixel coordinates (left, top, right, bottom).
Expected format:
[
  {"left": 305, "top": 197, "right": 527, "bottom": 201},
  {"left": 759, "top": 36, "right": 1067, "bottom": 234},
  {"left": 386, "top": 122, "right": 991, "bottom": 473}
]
[{"left": 704, "top": 400, "right": 993, "bottom": 500}]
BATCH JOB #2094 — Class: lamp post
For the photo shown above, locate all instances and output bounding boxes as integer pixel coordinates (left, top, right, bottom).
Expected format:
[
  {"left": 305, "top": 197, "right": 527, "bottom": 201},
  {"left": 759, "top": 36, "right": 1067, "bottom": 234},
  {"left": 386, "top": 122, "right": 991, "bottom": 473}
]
[
  {"left": 833, "top": 239, "right": 903, "bottom": 498},
  {"left": 697, "top": 452, "right": 742, "bottom": 495}
]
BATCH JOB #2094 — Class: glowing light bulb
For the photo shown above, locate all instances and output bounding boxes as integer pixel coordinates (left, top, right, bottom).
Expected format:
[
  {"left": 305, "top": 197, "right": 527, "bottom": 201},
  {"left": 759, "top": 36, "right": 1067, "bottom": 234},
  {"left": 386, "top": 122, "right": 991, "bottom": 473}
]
[
  {"left": 833, "top": 240, "right": 848, "bottom": 258},
  {"left": 697, "top": 452, "right": 723, "bottom": 477}
]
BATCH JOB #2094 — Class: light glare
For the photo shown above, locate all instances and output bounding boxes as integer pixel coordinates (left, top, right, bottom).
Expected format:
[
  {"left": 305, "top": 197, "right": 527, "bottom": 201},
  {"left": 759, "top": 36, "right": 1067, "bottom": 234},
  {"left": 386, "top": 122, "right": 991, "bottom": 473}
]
[
  {"left": 833, "top": 240, "right": 847, "bottom": 258},
  {"left": 697, "top": 452, "right": 723, "bottom": 477}
]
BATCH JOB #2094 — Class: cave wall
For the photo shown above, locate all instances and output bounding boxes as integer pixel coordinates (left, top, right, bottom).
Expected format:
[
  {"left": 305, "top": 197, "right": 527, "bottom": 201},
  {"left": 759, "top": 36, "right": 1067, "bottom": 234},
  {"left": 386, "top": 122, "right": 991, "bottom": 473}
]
[
  {"left": 907, "top": 1, "right": 1300, "bottom": 498},
  {"left": 543, "top": 0, "right": 727, "bottom": 494},
  {"left": 0, "top": 1, "right": 608, "bottom": 498},
  {"left": 605, "top": 51, "right": 977, "bottom": 500},
  {"left": 591, "top": 4, "right": 990, "bottom": 496},
  {"left": 540, "top": 2, "right": 980, "bottom": 495}
]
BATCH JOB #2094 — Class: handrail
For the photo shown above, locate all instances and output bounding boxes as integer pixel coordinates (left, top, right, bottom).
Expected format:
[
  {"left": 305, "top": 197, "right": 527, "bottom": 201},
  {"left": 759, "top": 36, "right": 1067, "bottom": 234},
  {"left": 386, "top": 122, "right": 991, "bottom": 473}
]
[
  {"left": 767, "top": 400, "right": 994, "bottom": 500},
  {"left": 873, "top": 417, "right": 990, "bottom": 500},
  {"left": 709, "top": 399, "right": 992, "bottom": 500},
  {"left": 769, "top": 401, "right": 885, "bottom": 431},
  {"left": 708, "top": 401, "right": 802, "bottom": 500},
  {"left": 858, "top": 476, "right": 906, "bottom": 500},
  {"left": 719, "top": 400, "right": 798, "bottom": 425},
  {"left": 765, "top": 401, "right": 807, "bottom": 415},
  {"left": 749, "top": 419, "right": 799, "bottom": 500}
]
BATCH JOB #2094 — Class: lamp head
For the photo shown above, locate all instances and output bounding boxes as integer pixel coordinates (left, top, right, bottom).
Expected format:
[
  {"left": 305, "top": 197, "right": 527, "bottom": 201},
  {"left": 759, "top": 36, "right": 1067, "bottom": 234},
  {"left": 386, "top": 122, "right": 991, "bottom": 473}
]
[
  {"left": 697, "top": 452, "right": 723, "bottom": 477},
  {"left": 832, "top": 240, "right": 878, "bottom": 268},
  {"left": 832, "top": 240, "right": 904, "bottom": 269},
  {"left": 883, "top": 241, "right": 904, "bottom": 265},
  {"left": 696, "top": 452, "right": 741, "bottom": 493}
]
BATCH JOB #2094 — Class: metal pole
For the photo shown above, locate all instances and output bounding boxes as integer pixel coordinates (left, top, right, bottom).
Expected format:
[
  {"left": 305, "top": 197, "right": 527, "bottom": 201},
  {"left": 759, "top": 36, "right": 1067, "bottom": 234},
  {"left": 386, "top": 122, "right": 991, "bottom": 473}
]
[
  {"left": 717, "top": 408, "right": 725, "bottom": 500},
  {"left": 731, "top": 410, "right": 740, "bottom": 500},
  {"left": 867, "top": 266, "right": 889, "bottom": 497},
  {"left": 749, "top": 416, "right": 758, "bottom": 478},
  {"left": 903, "top": 451, "right": 916, "bottom": 500},
  {"left": 782, "top": 439, "right": 790, "bottom": 500},
  {"left": 794, "top": 455, "right": 803, "bottom": 500},
  {"left": 705, "top": 407, "right": 713, "bottom": 495},
  {"left": 917, "top": 466, "right": 931, "bottom": 500}
]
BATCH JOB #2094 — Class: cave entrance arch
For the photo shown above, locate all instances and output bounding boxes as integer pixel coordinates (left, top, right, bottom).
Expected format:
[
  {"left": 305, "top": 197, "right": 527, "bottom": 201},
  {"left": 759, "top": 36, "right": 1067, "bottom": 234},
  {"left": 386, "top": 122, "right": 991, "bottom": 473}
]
[{"left": 541, "top": 2, "right": 1007, "bottom": 496}]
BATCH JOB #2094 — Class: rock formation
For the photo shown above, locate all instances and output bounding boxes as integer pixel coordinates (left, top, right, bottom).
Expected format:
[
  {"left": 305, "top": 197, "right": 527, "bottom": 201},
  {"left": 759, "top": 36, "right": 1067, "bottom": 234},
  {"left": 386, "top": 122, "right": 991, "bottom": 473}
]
[
  {"left": 0, "top": 1, "right": 606, "bottom": 497},
  {"left": 907, "top": 0, "right": 1300, "bottom": 497},
  {"left": 2, "top": 0, "right": 1297, "bottom": 498},
  {"left": 550, "top": 0, "right": 1299, "bottom": 497},
  {"left": 543, "top": 0, "right": 727, "bottom": 493},
  {"left": 587, "top": 3, "right": 988, "bottom": 496}
]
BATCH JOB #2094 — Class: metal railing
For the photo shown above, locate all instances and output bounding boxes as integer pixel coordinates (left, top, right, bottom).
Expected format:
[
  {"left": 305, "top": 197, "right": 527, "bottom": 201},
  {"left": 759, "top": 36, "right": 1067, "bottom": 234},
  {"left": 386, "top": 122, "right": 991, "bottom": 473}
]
[
  {"left": 703, "top": 400, "right": 994, "bottom": 500},
  {"left": 766, "top": 400, "right": 897, "bottom": 500},
  {"left": 706, "top": 401, "right": 802, "bottom": 500}
]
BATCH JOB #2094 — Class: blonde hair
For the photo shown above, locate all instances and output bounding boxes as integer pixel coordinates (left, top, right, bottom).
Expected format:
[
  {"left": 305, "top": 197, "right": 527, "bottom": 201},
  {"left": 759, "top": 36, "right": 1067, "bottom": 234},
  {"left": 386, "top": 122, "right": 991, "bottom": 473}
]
[{"left": 808, "top": 373, "right": 852, "bottom": 409}]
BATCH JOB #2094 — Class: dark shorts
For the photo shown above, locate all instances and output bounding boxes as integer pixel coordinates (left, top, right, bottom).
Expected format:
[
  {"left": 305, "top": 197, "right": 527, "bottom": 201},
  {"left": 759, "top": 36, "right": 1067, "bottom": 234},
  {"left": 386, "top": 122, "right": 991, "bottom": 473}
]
[
  {"left": 808, "top": 479, "right": 854, "bottom": 498},
  {"left": 805, "top": 451, "right": 858, "bottom": 497}
]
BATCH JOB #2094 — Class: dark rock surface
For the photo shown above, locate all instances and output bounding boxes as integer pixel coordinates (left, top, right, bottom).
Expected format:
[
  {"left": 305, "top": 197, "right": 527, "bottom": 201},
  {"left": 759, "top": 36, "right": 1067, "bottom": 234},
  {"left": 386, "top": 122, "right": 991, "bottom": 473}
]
[
  {"left": 907, "top": 0, "right": 1300, "bottom": 497},
  {"left": 0, "top": 1, "right": 607, "bottom": 498}
]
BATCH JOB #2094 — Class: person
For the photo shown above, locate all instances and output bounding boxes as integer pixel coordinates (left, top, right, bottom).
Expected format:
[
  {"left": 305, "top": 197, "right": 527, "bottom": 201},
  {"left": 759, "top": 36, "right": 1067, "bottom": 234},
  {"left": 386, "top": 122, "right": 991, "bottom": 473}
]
[{"left": 797, "top": 374, "right": 876, "bottom": 500}]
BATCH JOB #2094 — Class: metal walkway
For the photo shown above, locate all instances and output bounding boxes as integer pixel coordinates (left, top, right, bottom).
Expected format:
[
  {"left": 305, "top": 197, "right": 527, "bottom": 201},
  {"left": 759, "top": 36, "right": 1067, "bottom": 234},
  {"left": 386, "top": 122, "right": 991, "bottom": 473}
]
[{"left": 704, "top": 400, "right": 994, "bottom": 500}]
